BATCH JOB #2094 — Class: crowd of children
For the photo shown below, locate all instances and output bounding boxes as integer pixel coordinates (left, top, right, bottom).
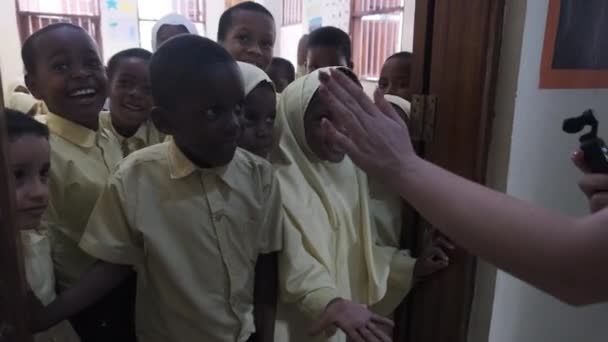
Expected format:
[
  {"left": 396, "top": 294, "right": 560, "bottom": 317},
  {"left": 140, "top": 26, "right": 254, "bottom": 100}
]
[{"left": 4, "top": 2, "right": 451, "bottom": 341}]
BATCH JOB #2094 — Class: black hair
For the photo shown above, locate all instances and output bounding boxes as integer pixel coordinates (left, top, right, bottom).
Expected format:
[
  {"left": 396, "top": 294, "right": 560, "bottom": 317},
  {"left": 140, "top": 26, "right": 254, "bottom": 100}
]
[
  {"left": 269, "top": 57, "right": 295, "bottom": 82},
  {"left": 107, "top": 48, "right": 152, "bottom": 79},
  {"left": 21, "top": 23, "right": 88, "bottom": 75},
  {"left": 150, "top": 35, "right": 236, "bottom": 110},
  {"left": 217, "top": 1, "right": 275, "bottom": 42},
  {"left": 5, "top": 109, "right": 49, "bottom": 142},
  {"left": 386, "top": 51, "right": 413, "bottom": 63},
  {"left": 308, "top": 26, "right": 352, "bottom": 63}
]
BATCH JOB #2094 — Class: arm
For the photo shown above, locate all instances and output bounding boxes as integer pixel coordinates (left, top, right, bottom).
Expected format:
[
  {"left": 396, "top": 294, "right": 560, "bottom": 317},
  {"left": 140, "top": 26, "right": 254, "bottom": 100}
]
[
  {"left": 318, "top": 69, "right": 608, "bottom": 306},
  {"left": 32, "top": 261, "right": 132, "bottom": 332}
]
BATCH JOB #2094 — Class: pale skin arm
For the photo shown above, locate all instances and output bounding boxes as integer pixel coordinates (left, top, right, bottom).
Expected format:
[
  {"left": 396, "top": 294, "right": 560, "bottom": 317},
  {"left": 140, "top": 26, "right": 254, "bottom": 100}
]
[{"left": 316, "top": 69, "right": 608, "bottom": 306}]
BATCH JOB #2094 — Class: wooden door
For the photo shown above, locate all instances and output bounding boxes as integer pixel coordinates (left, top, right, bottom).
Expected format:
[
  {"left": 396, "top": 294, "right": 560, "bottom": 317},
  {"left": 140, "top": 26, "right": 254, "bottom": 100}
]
[
  {"left": 0, "top": 71, "right": 33, "bottom": 341},
  {"left": 393, "top": 0, "right": 505, "bottom": 341}
]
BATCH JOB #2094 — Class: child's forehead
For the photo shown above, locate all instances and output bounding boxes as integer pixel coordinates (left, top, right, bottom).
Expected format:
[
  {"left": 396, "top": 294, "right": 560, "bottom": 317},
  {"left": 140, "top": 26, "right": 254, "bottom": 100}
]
[
  {"left": 36, "top": 27, "right": 98, "bottom": 55},
  {"left": 230, "top": 10, "right": 275, "bottom": 30}
]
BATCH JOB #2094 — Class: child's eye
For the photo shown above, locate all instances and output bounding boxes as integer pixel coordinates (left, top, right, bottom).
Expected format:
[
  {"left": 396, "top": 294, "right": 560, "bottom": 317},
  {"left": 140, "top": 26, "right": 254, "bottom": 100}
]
[
  {"left": 265, "top": 116, "right": 275, "bottom": 125},
  {"left": 237, "top": 35, "right": 251, "bottom": 45},
  {"left": 205, "top": 108, "right": 221, "bottom": 121},
  {"left": 261, "top": 41, "right": 274, "bottom": 50},
  {"left": 13, "top": 169, "right": 26, "bottom": 187},
  {"left": 52, "top": 63, "right": 70, "bottom": 73},
  {"left": 378, "top": 80, "right": 388, "bottom": 89},
  {"left": 85, "top": 58, "right": 102, "bottom": 70},
  {"left": 118, "top": 78, "right": 135, "bottom": 88},
  {"left": 40, "top": 165, "right": 50, "bottom": 183},
  {"left": 14, "top": 169, "right": 25, "bottom": 180}
]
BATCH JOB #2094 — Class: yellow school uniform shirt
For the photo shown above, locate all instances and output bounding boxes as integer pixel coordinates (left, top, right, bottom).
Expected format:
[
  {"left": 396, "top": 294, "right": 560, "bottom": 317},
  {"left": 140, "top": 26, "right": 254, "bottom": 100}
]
[
  {"left": 99, "top": 111, "right": 165, "bottom": 156},
  {"left": 41, "top": 113, "right": 123, "bottom": 290},
  {"left": 21, "top": 230, "right": 81, "bottom": 342},
  {"left": 79, "top": 141, "right": 283, "bottom": 342},
  {"left": 273, "top": 68, "right": 416, "bottom": 342}
]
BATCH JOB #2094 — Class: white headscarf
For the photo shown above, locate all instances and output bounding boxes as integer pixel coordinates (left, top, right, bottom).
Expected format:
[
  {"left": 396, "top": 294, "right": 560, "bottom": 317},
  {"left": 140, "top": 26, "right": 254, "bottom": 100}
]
[{"left": 151, "top": 13, "right": 199, "bottom": 51}]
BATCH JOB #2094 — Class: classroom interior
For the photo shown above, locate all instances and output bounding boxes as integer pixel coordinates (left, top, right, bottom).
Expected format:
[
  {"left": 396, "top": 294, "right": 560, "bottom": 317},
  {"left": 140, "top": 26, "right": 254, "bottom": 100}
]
[{"left": 0, "top": 0, "right": 607, "bottom": 341}]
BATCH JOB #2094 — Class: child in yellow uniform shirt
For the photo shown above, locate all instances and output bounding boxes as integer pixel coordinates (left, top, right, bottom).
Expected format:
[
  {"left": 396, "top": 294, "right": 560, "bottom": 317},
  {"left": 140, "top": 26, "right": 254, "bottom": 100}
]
[
  {"left": 34, "top": 35, "right": 284, "bottom": 342},
  {"left": 5, "top": 109, "right": 80, "bottom": 342},
  {"left": 236, "top": 61, "right": 279, "bottom": 342},
  {"left": 218, "top": 1, "right": 276, "bottom": 71},
  {"left": 22, "top": 23, "right": 136, "bottom": 341},
  {"left": 379, "top": 52, "right": 413, "bottom": 102},
  {"left": 266, "top": 57, "right": 295, "bottom": 94},
  {"left": 272, "top": 67, "right": 451, "bottom": 342},
  {"left": 99, "top": 48, "right": 164, "bottom": 156},
  {"left": 237, "top": 61, "right": 277, "bottom": 159},
  {"left": 306, "top": 27, "right": 353, "bottom": 73}
]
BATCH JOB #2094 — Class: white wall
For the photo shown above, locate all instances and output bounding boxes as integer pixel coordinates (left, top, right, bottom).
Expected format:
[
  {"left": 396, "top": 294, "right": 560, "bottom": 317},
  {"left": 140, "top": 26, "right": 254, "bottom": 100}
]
[
  {"left": 206, "top": 0, "right": 225, "bottom": 42},
  {"left": 486, "top": 0, "right": 608, "bottom": 341},
  {"left": 0, "top": 0, "right": 25, "bottom": 100}
]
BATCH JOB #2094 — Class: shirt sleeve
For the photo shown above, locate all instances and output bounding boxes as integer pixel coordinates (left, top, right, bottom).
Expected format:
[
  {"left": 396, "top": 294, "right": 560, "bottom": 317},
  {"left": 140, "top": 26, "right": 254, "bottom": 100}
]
[
  {"left": 369, "top": 248, "right": 416, "bottom": 316},
  {"left": 258, "top": 170, "right": 284, "bottom": 254},
  {"left": 79, "top": 172, "right": 143, "bottom": 266},
  {"left": 278, "top": 210, "right": 340, "bottom": 321}
]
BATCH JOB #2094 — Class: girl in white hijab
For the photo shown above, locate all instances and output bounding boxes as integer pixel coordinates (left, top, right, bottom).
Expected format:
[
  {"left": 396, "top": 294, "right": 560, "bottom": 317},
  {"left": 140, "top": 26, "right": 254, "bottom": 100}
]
[
  {"left": 151, "top": 13, "right": 199, "bottom": 51},
  {"left": 273, "top": 67, "right": 450, "bottom": 342}
]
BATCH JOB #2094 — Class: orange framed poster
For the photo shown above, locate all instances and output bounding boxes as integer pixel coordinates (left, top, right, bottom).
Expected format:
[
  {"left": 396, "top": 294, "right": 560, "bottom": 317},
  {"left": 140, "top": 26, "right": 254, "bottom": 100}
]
[{"left": 540, "top": 0, "right": 608, "bottom": 89}]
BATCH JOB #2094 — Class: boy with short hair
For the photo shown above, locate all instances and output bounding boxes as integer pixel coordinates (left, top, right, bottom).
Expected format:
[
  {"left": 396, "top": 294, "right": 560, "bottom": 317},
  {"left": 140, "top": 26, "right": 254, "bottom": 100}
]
[
  {"left": 35, "top": 35, "right": 284, "bottom": 342},
  {"left": 218, "top": 1, "right": 276, "bottom": 71},
  {"left": 266, "top": 57, "right": 295, "bottom": 93},
  {"left": 379, "top": 52, "right": 413, "bottom": 101},
  {"left": 306, "top": 26, "right": 353, "bottom": 73}
]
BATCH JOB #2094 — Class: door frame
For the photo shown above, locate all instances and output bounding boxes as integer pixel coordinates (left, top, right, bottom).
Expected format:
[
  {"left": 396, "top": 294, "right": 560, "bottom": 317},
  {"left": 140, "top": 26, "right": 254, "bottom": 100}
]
[{"left": 394, "top": 0, "right": 505, "bottom": 341}]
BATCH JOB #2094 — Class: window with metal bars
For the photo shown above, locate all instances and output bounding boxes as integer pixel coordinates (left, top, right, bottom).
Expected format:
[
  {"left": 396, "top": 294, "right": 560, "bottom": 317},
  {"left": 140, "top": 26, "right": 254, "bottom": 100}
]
[
  {"left": 350, "top": 0, "right": 404, "bottom": 80},
  {"left": 282, "top": 0, "right": 302, "bottom": 26},
  {"left": 137, "top": 0, "right": 205, "bottom": 51},
  {"left": 16, "top": 0, "right": 102, "bottom": 55}
]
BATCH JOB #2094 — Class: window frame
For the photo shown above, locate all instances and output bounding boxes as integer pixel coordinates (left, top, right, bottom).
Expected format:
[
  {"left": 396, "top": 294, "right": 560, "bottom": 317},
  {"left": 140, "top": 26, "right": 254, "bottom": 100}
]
[
  {"left": 15, "top": 0, "right": 103, "bottom": 56},
  {"left": 350, "top": 0, "right": 405, "bottom": 81}
]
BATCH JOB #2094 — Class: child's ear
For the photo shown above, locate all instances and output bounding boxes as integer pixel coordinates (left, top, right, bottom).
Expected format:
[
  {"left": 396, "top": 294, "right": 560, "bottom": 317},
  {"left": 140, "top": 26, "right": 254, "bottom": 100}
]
[
  {"left": 25, "top": 74, "right": 43, "bottom": 100},
  {"left": 150, "top": 106, "right": 172, "bottom": 135}
]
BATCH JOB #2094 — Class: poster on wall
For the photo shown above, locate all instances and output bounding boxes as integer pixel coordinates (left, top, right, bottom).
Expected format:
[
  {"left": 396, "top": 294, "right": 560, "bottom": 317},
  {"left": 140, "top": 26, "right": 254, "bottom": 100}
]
[
  {"left": 540, "top": 0, "right": 608, "bottom": 88},
  {"left": 305, "top": 0, "right": 322, "bottom": 31},
  {"left": 101, "top": 0, "right": 140, "bottom": 59}
]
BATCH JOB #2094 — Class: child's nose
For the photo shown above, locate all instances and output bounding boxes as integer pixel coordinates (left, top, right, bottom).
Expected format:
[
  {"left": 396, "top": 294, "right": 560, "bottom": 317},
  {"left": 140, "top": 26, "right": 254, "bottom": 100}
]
[
  {"left": 247, "top": 44, "right": 263, "bottom": 56},
  {"left": 28, "top": 179, "right": 49, "bottom": 202}
]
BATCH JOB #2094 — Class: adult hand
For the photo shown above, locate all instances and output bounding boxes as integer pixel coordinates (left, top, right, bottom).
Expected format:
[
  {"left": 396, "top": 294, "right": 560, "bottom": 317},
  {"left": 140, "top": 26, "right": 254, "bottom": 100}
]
[
  {"left": 309, "top": 298, "right": 394, "bottom": 342},
  {"left": 573, "top": 151, "right": 608, "bottom": 213},
  {"left": 317, "top": 69, "right": 419, "bottom": 186}
]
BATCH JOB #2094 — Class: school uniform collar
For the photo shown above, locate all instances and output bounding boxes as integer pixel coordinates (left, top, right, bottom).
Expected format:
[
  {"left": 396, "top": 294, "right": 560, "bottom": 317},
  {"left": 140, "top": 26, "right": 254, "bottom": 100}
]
[
  {"left": 46, "top": 112, "right": 98, "bottom": 148},
  {"left": 167, "top": 140, "right": 240, "bottom": 188}
]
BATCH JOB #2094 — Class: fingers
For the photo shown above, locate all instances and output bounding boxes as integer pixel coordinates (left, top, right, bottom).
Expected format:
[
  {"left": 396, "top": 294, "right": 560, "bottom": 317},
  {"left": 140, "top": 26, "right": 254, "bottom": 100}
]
[
  {"left": 371, "top": 313, "right": 394, "bottom": 328},
  {"left": 578, "top": 174, "right": 608, "bottom": 198},
  {"left": 309, "top": 313, "right": 332, "bottom": 336},
  {"left": 590, "top": 192, "right": 608, "bottom": 213},
  {"left": 319, "top": 71, "right": 371, "bottom": 128},
  {"left": 572, "top": 150, "right": 591, "bottom": 173},
  {"left": 318, "top": 83, "right": 366, "bottom": 138},
  {"left": 321, "top": 118, "right": 361, "bottom": 158},
  {"left": 358, "top": 326, "right": 382, "bottom": 342},
  {"left": 434, "top": 235, "right": 456, "bottom": 251},
  {"left": 328, "top": 69, "right": 380, "bottom": 119},
  {"left": 367, "top": 322, "right": 393, "bottom": 342},
  {"left": 374, "top": 87, "right": 406, "bottom": 126},
  {"left": 344, "top": 327, "right": 366, "bottom": 342}
]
